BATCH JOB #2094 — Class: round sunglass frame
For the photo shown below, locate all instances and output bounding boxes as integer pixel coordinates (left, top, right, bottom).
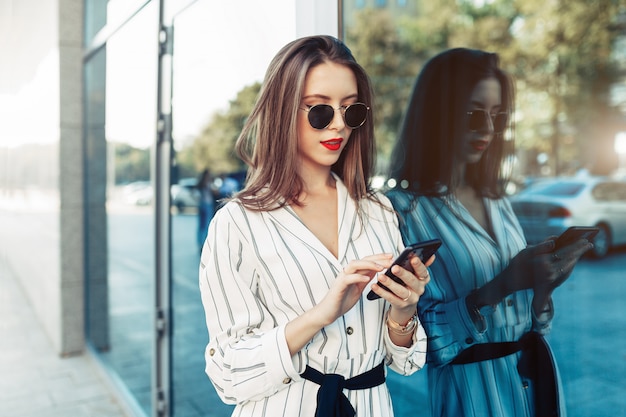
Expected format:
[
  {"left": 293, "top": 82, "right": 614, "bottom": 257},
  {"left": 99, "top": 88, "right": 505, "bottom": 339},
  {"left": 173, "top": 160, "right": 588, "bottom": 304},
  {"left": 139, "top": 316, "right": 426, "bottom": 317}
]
[
  {"left": 300, "top": 103, "right": 369, "bottom": 130},
  {"left": 466, "top": 110, "right": 508, "bottom": 134}
]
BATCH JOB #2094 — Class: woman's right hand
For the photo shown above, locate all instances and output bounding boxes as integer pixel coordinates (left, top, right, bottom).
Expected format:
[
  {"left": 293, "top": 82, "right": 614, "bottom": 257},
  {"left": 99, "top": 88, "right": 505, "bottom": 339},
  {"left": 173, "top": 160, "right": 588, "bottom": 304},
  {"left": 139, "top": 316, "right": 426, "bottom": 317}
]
[
  {"left": 533, "top": 238, "right": 593, "bottom": 294},
  {"left": 500, "top": 237, "right": 593, "bottom": 295},
  {"left": 315, "top": 254, "right": 394, "bottom": 326},
  {"left": 285, "top": 254, "right": 393, "bottom": 356},
  {"left": 469, "top": 238, "right": 593, "bottom": 316}
]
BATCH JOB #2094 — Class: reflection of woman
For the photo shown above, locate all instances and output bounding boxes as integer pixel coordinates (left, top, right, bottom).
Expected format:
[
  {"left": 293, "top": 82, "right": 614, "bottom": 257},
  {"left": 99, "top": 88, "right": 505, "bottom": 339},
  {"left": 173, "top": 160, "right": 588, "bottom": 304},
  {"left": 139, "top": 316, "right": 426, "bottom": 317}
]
[
  {"left": 197, "top": 169, "right": 215, "bottom": 254},
  {"left": 199, "top": 35, "right": 431, "bottom": 417},
  {"left": 385, "top": 48, "right": 592, "bottom": 416}
]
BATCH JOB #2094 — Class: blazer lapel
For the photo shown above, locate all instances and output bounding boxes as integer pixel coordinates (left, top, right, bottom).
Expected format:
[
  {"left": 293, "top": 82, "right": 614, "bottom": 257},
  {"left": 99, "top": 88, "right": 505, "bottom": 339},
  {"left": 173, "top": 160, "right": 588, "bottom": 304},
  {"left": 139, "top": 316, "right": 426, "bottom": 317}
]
[{"left": 335, "top": 176, "right": 358, "bottom": 264}]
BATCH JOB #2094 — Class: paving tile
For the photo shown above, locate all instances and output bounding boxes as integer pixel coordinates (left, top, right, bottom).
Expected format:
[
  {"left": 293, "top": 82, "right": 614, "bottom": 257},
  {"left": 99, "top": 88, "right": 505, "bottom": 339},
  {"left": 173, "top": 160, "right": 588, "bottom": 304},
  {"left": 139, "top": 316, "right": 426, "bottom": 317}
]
[{"left": 0, "top": 260, "right": 129, "bottom": 417}]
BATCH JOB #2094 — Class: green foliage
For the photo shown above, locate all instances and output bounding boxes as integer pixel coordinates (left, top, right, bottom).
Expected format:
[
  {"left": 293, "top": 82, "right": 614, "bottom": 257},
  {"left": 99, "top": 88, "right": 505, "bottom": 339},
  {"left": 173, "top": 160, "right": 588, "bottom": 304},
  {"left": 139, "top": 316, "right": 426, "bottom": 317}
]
[
  {"left": 113, "top": 142, "right": 150, "bottom": 184},
  {"left": 346, "top": 9, "right": 421, "bottom": 172},
  {"left": 178, "top": 0, "right": 624, "bottom": 177},
  {"left": 346, "top": 0, "right": 624, "bottom": 176},
  {"left": 190, "top": 82, "right": 261, "bottom": 175}
]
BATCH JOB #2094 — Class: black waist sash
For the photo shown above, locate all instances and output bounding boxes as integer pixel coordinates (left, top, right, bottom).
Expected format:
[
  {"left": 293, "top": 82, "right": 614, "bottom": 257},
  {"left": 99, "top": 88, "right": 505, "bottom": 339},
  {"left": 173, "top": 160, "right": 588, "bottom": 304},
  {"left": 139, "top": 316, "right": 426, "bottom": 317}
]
[
  {"left": 451, "top": 332, "right": 560, "bottom": 417},
  {"left": 300, "top": 361, "right": 386, "bottom": 417}
]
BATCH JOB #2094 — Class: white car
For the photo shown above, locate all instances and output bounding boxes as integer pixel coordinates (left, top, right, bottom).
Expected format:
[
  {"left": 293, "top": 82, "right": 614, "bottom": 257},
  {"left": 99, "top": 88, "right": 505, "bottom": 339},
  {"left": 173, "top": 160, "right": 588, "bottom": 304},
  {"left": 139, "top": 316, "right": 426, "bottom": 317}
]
[
  {"left": 171, "top": 177, "right": 201, "bottom": 211},
  {"left": 510, "top": 176, "right": 626, "bottom": 258}
]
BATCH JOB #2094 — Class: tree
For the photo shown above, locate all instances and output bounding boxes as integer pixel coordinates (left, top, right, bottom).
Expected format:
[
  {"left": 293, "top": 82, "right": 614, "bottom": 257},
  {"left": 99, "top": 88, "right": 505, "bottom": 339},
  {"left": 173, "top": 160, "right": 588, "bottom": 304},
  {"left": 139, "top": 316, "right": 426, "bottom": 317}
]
[
  {"left": 347, "top": 0, "right": 624, "bottom": 176},
  {"left": 345, "top": 9, "right": 421, "bottom": 172},
  {"left": 113, "top": 142, "right": 150, "bottom": 184},
  {"left": 190, "top": 82, "right": 260, "bottom": 174},
  {"left": 510, "top": 0, "right": 624, "bottom": 175}
]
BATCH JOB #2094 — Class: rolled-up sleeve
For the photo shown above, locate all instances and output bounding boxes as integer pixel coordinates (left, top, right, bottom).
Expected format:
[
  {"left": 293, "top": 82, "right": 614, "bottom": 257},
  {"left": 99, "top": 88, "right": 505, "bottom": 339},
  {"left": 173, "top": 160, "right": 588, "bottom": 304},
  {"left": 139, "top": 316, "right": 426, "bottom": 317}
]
[
  {"left": 418, "top": 293, "right": 491, "bottom": 366},
  {"left": 384, "top": 318, "right": 428, "bottom": 375},
  {"left": 199, "top": 208, "right": 301, "bottom": 404}
]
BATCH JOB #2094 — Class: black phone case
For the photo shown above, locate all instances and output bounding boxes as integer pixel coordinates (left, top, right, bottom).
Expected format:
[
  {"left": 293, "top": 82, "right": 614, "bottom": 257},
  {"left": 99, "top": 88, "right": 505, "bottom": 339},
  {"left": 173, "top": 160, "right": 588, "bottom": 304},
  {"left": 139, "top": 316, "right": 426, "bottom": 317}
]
[
  {"left": 366, "top": 238, "right": 442, "bottom": 301},
  {"left": 554, "top": 226, "right": 599, "bottom": 250}
]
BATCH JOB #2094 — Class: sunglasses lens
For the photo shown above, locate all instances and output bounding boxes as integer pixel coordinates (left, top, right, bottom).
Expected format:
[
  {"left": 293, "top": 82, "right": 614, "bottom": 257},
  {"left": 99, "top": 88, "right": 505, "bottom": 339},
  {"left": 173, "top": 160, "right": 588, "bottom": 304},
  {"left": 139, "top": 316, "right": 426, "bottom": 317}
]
[
  {"left": 468, "top": 110, "right": 508, "bottom": 133},
  {"left": 344, "top": 103, "right": 368, "bottom": 128},
  {"left": 468, "top": 110, "right": 486, "bottom": 131},
  {"left": 308, "top": 105, "right": 335, "bottom": 129},
  {"left": 494, "top": 113, "right": 508, "bottom": 133}
]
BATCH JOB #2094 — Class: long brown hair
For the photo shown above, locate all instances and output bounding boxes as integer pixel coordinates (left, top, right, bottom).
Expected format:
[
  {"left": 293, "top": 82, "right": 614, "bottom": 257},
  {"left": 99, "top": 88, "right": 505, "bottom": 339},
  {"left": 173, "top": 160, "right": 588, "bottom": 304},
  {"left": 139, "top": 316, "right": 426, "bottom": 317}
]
[
  {"left": 234, "top": 35, "right": 377, "bottom": 210},
  {"left": 389, "top": 48, "right": 515, "bottom": 198}
]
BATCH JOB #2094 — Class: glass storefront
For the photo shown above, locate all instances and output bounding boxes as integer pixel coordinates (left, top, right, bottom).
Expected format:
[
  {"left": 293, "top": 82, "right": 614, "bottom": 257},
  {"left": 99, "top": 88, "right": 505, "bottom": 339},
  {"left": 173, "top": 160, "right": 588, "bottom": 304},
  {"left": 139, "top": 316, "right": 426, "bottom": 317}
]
[
  {"left": 85, "top": 1, "right": 159, "bottom": 414},
  {"left": 80, "top": 1, "right": 626, "bottom": 416},
  {"left": 83, "top": 1, "right": 298, "bottom": 415}
]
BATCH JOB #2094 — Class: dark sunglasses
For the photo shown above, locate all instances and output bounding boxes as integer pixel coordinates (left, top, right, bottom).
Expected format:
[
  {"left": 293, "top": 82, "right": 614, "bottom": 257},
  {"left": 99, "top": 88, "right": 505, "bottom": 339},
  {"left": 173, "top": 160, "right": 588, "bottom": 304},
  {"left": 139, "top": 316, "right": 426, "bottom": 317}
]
[
  {"left": 300, "top": 103, "right": 369, "bottom": 130},
  {"left": 467, "top": 110, "right": 508, "bottom": 134}
]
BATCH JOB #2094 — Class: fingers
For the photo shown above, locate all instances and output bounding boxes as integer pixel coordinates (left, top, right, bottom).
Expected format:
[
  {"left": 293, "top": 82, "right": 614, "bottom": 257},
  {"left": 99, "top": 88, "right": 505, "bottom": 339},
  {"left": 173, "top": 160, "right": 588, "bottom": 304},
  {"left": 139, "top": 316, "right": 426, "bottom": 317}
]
[
  {"left": 342, "top": 255, "right": 392, "bottom": 277},
  {"left": 552, "top": 239, "right": 594, "bottom": 263},
  {"left": 423, "top": 254, "right": 436, "bottom": 268},
  {"left": 409, "top": 256, "right": 432, "bottom": 282},
  {"left": 544, "top": 239, "right": 593, "bottom": 289},
  {"left": 372, "top": 261, "right": 430, "bottom": 304},
  {"left": 530, "top": 239, "right": 556, "bottom": 255}
]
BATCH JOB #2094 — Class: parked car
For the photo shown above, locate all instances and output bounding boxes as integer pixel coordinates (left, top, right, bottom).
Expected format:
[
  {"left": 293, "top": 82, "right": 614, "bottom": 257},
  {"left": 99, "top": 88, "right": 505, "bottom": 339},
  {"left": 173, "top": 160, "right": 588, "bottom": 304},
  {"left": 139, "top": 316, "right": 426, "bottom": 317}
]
[
  {"left": 171, "top": 177, "right": 201, "bottom": 211},
  {"left": 510, "top": 176, "right": 626, "bottom": 258},
  {"left": 122, "top": 178, "right": 200, "bottom": 212},
  {"left": 122, "top": 181, "right": 153, "bottom": 206}
]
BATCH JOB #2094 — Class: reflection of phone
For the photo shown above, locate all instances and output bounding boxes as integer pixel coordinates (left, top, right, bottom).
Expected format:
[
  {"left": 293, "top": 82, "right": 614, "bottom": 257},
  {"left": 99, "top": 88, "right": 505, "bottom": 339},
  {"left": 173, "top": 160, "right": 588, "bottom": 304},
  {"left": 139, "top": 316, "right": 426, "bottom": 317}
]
[
  {"left": 366, "top": 239, "right": 442, "bottom": 301},
  {"left": 554, "top": 226, "right": 599, "bottom": 250}
]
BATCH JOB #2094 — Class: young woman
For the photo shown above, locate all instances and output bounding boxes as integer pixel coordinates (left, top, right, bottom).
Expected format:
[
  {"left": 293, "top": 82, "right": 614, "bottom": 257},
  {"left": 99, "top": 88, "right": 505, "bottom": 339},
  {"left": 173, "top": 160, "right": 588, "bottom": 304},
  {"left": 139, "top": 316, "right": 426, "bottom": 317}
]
[
  {"left": 199, "top": 35, "right": 432, "bottom": 417},
  {"left": 385, "top": 48, "right": 592, "bottom": 416}
]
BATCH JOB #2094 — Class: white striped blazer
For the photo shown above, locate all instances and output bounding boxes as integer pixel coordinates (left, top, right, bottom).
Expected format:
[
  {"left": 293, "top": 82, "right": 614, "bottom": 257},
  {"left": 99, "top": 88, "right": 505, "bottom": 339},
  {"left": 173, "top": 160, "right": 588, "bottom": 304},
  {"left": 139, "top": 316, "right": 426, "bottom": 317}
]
[{"left": 199, "top": 178, "right": 427, "bottom": 417}]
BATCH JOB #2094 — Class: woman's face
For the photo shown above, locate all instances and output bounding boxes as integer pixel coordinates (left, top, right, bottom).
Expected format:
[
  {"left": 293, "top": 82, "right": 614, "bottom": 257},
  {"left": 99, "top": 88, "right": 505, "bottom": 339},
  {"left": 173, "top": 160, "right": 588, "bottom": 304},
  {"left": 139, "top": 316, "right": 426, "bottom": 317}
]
[
  {"left": 458, "top": 77, "right": 502, "bottom": 165},
  {"left": 296, "top": 61, "right": 359, "bottom": 175}
]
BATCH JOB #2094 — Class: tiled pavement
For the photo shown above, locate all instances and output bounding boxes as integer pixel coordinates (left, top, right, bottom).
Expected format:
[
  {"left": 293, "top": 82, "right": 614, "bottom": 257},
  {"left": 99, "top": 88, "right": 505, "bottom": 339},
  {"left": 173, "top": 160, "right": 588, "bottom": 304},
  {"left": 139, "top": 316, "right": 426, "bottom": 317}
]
[{"left": 0, "top": 258, "right": 130, "bottom": 417}]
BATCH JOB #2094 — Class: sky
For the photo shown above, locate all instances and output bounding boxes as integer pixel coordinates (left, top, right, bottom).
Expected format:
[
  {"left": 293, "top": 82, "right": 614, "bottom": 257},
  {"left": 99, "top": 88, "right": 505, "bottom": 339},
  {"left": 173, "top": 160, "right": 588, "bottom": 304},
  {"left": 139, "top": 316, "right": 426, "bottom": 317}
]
[{"left": 0, "top": 0, "right": 297, "bottom": 149}]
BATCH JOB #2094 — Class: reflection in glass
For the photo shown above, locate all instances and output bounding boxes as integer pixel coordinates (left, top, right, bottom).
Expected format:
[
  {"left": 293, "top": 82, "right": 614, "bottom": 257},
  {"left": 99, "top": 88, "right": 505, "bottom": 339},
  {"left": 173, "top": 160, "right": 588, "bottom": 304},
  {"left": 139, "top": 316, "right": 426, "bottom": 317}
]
[
  {"left": 85, "top": 2, "right": 158, "bottom": 415},
  {"left": 169, "top": 1, "right": 295, "bottom": 415}
]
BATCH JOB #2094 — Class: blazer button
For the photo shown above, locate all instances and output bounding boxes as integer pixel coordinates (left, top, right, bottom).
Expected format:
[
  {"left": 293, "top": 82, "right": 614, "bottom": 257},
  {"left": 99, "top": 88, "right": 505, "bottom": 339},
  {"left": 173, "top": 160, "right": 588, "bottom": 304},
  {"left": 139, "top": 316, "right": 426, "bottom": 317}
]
[
  {"left": 283, "top": 377, "right": 292, "bottom": 384},
  {"left": 346, "top": 327, "right": 354, "bottom": 335},
  {"left": 465, "top": 337, "right": 473, "bottom": 344},
  {"left": 209, "top": 348, "right": 215, "bottom": 356},
  {"left": 507, "top": 299, "right": 514, "bottom": 307}
]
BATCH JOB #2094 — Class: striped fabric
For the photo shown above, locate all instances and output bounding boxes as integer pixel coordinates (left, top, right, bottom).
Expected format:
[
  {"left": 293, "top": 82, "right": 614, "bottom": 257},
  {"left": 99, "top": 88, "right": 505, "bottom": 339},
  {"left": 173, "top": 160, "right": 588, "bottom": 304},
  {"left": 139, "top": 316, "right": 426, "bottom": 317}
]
[
  {"left": 199, "top": 177, "right": 428, "bottom": 417},
  {"left": 386, "top": 190, "right": 567, "bottom": 417}
]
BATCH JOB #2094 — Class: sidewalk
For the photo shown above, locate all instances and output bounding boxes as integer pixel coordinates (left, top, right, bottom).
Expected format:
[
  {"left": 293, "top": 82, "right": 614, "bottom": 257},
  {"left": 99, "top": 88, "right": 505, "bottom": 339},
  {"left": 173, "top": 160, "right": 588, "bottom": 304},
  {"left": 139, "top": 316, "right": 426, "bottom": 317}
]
[{"left": 0, "top": 259, "right": 130, "bottom": 417}]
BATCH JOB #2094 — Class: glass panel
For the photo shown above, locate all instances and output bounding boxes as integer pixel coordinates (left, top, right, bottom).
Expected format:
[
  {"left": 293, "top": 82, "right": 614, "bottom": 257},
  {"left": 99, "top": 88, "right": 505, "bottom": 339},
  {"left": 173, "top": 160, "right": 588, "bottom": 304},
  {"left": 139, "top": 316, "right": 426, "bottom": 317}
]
[
  {"left": 84, "top": 0, "right": 107, "bottom": 43},
  {"left": 85, "top": 2, "right": 158, "bottom": 416},
  {"left": 169, "top": 1, "right": 296, "bottom": 416},
  {"left": 341, "top": 3, "right": 626, "bottom": 417}
]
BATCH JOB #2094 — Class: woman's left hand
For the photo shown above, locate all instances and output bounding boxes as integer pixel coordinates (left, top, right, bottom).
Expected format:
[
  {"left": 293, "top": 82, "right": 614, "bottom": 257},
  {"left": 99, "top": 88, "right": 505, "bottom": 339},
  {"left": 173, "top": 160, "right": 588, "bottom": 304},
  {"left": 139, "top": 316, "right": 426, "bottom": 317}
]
[
  {"left": 370, "top": 254, "right": 434, "bottom": 323},
  {"left": 531, "top": 237, "right": 593, "bottom": 316}
]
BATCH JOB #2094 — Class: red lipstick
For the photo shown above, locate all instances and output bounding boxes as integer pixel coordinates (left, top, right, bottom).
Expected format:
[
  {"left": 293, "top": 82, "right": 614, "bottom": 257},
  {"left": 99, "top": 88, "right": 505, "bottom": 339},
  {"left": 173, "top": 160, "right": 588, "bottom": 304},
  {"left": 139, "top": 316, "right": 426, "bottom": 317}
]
[
  {"left": 321, "top": 138, "right": 343, "bottom": 151},
  {"left": 470, "top": 140, "right": 489, "bottom": 152}
]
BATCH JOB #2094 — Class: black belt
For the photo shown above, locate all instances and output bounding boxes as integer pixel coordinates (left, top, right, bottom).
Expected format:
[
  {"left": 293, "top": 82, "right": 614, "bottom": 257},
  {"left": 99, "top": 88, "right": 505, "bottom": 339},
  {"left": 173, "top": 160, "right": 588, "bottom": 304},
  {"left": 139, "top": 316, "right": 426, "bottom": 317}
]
[
  {"left": 300, "top": 361, "right": 386, "bottom": 417},
  {"left": 450, "top": 334, "right": 531, "bottom": 365},
  {"left": 451, "top": 332, "right": 560, "bottom": 417}
]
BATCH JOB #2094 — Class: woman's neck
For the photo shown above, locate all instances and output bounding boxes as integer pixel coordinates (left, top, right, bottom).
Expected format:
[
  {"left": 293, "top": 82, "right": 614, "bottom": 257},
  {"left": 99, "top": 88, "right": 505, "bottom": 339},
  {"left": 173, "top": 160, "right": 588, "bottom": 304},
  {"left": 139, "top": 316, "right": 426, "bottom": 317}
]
[{"left": 299, "top": 167, "right": 335, "bottom": 195}]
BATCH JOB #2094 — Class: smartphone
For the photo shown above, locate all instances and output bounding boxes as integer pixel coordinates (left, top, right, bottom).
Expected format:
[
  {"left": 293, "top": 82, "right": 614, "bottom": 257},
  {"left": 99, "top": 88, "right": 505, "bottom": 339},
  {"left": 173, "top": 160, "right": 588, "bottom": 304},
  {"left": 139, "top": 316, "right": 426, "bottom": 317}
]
[
  {"left": 553, "top": 226, "right": 599, "bottom": 250},
  {"left": 366, "top": 238, "right": 442, "bottom": 301}
]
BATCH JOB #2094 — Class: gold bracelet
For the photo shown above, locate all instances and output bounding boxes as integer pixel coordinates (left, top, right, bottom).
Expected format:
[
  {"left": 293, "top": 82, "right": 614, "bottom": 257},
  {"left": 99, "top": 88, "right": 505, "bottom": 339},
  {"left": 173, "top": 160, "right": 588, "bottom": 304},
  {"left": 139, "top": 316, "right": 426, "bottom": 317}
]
[{"left": 386, "top": 308, "right": 418, "bottom": 336}]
